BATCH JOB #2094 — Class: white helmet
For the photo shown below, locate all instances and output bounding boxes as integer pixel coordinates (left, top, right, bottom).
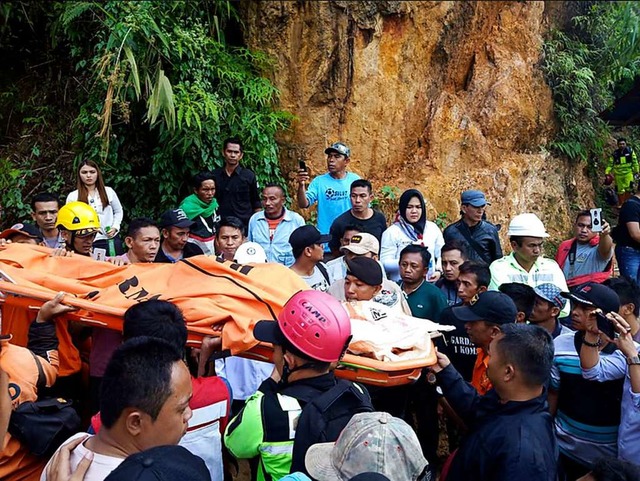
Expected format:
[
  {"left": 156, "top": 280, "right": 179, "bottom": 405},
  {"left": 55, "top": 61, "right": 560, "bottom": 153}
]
[
  {"left": 507, "top": 213, "right": 549, "bottom": 238},
  {"left": 234, "top": 241, "right": 268, "bottom": 264}
]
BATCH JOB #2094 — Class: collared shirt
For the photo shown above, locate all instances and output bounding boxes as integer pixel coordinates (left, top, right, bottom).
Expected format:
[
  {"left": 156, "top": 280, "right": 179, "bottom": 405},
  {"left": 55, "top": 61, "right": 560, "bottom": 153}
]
[
  {"left": 213, "top": 165, "right": 261, "bottom": 227},
  {"left": 582, "top": 345, "right": 640, "bottom": 464},
  {"left": 489, "top": 253, "right": 570, "bottom": 317},
  {"left": 471, "top": 348, "right": 492, "bottom": 395},
  {"left": 401, "top": 279, "right": 448, "bottom": 321},
  {"left": 247, "top": 209, "right": 305, "bottom": 266},
  {"left": 42, "top": 232, "right": 65, "bottom": 249}
]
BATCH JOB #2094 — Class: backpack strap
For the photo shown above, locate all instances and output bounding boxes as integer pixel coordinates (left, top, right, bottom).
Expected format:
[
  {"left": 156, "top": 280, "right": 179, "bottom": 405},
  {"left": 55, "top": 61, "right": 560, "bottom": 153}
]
[
  {"left": 455, "top": 222, "right": 490, "bottom": 264},
  {"left": 316, "top": 262, "right": 331, "bottom": 285},
  {"left": 29, "top": 350, "right": 46, "bottom": 394}
]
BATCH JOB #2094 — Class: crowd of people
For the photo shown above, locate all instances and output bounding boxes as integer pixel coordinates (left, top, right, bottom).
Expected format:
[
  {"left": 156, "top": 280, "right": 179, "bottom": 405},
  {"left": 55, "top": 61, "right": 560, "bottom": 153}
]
[{"left": 1, "top": 137, "right": 640, "bottom": 481}]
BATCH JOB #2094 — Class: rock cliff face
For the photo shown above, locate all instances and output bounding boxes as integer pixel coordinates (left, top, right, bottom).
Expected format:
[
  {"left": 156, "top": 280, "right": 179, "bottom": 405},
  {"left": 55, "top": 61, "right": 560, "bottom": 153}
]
[{"left": 240, "top": 0, "right": 594, "bottom": 243}]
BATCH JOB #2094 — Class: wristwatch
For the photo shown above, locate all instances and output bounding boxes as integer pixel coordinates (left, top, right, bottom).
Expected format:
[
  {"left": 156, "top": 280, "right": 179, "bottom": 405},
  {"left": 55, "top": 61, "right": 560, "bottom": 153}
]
[{"left": 627, "top": 355, "right": 640, "bottom": 366}]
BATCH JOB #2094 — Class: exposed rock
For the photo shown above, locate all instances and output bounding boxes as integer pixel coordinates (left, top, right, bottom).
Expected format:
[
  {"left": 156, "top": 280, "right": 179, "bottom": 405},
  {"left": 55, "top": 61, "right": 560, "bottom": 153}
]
[{"left": 239, "top": 0, "right": 594, "bottom": 245}]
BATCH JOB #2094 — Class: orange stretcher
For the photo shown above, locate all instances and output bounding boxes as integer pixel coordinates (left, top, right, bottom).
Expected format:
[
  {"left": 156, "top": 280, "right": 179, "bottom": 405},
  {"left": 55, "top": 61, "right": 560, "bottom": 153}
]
[{"left": 0, "top": 244, "right": 434, "bottom": 386}]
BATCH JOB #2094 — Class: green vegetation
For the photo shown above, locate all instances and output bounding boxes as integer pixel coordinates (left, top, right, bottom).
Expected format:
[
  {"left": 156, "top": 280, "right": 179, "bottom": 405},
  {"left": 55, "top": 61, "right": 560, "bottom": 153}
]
[
  {"left": 542, "top": 1, "right": 640, "bottom": 162},
  {"left": 0, "top": 1, "right": 291, "bottom": 222}
]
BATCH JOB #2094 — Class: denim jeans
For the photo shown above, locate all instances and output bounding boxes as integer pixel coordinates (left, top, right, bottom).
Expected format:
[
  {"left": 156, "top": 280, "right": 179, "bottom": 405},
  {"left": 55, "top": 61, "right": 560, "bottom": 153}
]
[{"left": 615, "top": 245, "right": 640, "bottom": 283}]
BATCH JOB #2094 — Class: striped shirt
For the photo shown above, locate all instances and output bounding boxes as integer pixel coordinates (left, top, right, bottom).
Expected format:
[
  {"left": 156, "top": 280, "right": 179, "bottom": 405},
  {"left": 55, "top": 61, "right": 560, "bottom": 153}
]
[{"left": 550, "top": 332, "right": 623, "bottom": 466}]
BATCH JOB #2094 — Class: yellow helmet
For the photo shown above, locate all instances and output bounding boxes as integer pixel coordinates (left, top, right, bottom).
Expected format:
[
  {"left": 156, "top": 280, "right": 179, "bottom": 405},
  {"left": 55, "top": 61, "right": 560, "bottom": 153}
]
[{"left": 56, "top": 201, "right": 101, "bottom": 235}]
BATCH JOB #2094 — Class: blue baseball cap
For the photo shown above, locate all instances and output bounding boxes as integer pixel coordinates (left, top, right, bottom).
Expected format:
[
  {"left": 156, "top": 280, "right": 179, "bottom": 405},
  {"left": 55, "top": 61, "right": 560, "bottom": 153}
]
[
  {"left": 461, "top": 190, "right": 489, "bottom": 207},
  {"left": 533, "top": 283, "right": 566, "bottom": 310}
]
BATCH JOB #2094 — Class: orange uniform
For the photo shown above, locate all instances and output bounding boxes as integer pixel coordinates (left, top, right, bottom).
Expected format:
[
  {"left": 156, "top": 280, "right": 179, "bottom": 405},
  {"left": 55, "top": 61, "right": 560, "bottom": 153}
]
[
  {"left": 0, "top": 322, "right": 59, "bottom": 481},
  {"left": 471, "top": 348, "right": 492, "bottom": 395}
]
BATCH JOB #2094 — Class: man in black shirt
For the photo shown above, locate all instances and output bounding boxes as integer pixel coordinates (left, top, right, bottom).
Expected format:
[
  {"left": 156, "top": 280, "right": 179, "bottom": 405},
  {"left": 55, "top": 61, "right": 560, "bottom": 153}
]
[
  {"left": 614, "top": 185, "right": 640, "bottom": 283},
  {"left": 155, "top": 208, "right": 204, "bottom": 263},
  {"left": 328, "top": 179, "right": 387, "bottom": 258},
  {"left": 437, "top": 261, "right": 490, "bottom": 381},
  {"left": 213, "top": 137, "right": 261, "bottom": 228}
]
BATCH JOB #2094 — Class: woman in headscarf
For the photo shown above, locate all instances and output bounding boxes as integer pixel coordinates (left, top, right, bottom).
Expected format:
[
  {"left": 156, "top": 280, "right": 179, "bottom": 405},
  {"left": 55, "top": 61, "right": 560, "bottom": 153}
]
[{"left": 380, "top": 189, "right": 444, "bottom": 282}]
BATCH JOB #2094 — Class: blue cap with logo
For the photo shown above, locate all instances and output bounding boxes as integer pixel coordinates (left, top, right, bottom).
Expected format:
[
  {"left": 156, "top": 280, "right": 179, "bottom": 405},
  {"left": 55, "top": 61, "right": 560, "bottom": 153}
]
[
  {"left": 461, "top": 190, "right": 489, "bottom": 207},
  {"left": 533, "top": 283, "right": 567, "bottom": 310},
  {"left": 325, "top": 142, "right": 351, "bottom": 158}
]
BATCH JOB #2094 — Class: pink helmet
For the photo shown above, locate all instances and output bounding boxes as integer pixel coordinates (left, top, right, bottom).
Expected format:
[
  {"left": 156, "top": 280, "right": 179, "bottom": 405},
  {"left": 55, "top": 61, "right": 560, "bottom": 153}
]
[{"left": 254, "top": 290, "right": 352, "bottom": 362}]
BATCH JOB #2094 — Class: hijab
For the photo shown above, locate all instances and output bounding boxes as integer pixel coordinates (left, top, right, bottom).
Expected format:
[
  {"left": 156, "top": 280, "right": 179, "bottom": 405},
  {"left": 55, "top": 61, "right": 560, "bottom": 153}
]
[{"left": 395, "top": 189, "right": 426, "bottom": 241}]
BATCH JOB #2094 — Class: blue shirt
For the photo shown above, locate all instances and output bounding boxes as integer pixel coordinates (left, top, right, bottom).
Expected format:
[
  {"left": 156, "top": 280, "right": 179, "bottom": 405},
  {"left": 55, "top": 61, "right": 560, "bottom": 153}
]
[
  {"left": 248, "top": 209, "right": 306, "bottom": 266},
  {"left": 582, "top": 345, "right": 640, "bottom": 464},
  {"left": 305, "top": 172, "right": 360, "bottom": 234}
]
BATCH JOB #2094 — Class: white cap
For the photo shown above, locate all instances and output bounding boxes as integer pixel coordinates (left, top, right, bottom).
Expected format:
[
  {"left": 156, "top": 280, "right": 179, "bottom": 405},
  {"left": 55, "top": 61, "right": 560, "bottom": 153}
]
[
  {"left": 506, "top": 213, "right": 549, "bottom": 238},
  {"left": 234, "top": 242, "right": 268, "bottom": 264}
]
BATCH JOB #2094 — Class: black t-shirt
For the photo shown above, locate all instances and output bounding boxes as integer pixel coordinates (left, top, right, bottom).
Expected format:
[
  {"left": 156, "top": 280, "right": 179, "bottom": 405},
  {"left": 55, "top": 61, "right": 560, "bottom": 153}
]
[
  {"left": 213, "top": 166, "right": 261, "bottom": 227},
  {"left": 435, "top": 306, "right": 477, "bottom": 382},
  {"left": 328, "top": 210, "right": 387, "bottom": 253},
  {"left": 154, "top": 241, "right": 204, "bottom": 263},
  {"left": 616, "top": 196, "right": 640, "bottom": 248}
]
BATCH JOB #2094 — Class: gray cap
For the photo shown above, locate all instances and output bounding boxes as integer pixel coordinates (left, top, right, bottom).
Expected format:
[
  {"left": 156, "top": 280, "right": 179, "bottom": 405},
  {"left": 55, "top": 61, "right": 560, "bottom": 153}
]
[{"left": 325, "top": 142, "right": 351, "bottom": 158}]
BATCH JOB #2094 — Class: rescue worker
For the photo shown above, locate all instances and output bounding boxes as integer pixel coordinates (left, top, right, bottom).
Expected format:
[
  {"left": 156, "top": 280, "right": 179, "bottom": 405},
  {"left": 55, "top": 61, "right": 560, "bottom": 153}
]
[
  {"left": 55, "top": 201, "right": 101, "bottom": 257},
  {"left": 224, "top": 290, "right": 372, "bottom": 480},
  {"left": 605, "top": 137, "right": 639, "bottom": 207}
]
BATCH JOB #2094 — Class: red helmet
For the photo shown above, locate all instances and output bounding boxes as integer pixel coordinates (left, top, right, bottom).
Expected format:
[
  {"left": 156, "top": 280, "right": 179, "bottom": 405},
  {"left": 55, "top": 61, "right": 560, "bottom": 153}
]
[
  {"left": 254, "top": 290, "right": 352, "bottom": 362},
  {"left": 604, "top": 174, "right": 614, "bottom": 186}
]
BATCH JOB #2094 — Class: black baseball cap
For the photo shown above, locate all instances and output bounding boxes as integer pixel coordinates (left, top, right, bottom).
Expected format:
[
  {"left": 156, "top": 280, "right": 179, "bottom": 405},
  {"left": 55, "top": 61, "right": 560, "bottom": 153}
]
[
  {"left": 158, "top": 209, "right": 195, "bottom": 229},
  {"left": 451, "top": 291, "right": 517, "bottom": 325},
  {"left": 253, "top": 320, "right": 286, "bottom": 346},
  {"left": 103, "top": 445, "right": 211, "bottom": 481},
  {"left": 345, "top": 256, "right": 383, "bottom": 286},
  {"left": 561, "top": 282, "right": 620, "bottom": 314},
  {"left": 0, "top": 223, "right": 43, "bottom": 241},
  {"left": 289, "top": 225, "right": 331, "bottom": 251}
]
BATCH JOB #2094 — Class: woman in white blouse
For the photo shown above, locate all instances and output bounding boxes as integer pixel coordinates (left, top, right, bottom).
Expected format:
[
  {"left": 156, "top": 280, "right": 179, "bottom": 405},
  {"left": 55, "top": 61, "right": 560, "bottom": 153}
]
[
  {"left": 380, "top": 188, "right": 444, "bottom": 282},
  {"left": 66, "top": 160, "right": 124, "bottom": 255}
]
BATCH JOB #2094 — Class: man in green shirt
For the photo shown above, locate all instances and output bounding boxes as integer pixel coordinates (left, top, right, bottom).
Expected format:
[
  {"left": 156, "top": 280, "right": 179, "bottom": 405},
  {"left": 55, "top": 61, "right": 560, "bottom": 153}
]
[{"left": 399, "top": 244, "right": 448, "bottom": 321}]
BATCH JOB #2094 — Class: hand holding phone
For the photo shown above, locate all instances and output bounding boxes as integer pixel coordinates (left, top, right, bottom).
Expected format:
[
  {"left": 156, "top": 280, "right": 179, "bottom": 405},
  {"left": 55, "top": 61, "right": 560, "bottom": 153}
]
[
  {"left": 297, "top": 160, "right": 309, "bottom": 186},
  {"left": 590, "top": 208, "right": 603, "bottom": 233},
  {"left": 595, "top": 311, "right": 616, "bottom": 339}
]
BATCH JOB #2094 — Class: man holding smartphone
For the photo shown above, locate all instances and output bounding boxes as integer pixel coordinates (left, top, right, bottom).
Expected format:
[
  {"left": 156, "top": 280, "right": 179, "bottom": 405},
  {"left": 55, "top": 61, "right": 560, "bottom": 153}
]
[
  {"left": 296, "top": 143, "right": 360, "bottom": 246},
  {"left": 549, "top": 283, "right": 622, "bottom": 480},
  {"left": 555, "top": 209, "right": 613, "bottom": 287}
]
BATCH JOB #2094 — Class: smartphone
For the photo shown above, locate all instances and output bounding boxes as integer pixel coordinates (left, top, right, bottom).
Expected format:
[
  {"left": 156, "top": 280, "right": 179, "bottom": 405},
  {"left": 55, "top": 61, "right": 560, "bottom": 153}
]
[
  {"left": 590, "top": 208, "right": 603, "bottom": 233},
  {"left": 596, "top": 311, "right": 616, "bottom": 339},
  {"left": 299, "top": 160, "right": 307, "bottom": 171}
]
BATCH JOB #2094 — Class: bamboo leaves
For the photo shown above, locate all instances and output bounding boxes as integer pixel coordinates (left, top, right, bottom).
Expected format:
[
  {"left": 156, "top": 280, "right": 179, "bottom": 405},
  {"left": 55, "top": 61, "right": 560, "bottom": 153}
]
[{"left": 147, "top": 67, "right": 175, "bottom": 130}]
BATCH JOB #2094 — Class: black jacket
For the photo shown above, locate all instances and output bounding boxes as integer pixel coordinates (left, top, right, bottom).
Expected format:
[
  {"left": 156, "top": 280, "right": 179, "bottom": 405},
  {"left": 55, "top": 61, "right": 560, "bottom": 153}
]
[
  {"left": 437, "top": 365, "right": 557, "bottom": 481},
  {"left": 443, "top": 219, "right": 502, "bottom": 265}
]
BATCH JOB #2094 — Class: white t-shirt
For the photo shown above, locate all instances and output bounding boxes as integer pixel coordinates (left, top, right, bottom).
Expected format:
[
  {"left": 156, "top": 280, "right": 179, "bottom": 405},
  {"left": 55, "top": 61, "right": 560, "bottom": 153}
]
[
  {"left": 300, "top": 264, "right": 331, "bottom": 292},
  {"left": 41, "top": 433, "right": 124, "bottom": 481}
]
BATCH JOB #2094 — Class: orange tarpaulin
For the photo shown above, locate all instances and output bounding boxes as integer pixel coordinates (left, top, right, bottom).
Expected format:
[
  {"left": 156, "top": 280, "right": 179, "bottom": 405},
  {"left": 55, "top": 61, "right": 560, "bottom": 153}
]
[{"left": 0, "top": 244, "right": 308, "bottom": 354}]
